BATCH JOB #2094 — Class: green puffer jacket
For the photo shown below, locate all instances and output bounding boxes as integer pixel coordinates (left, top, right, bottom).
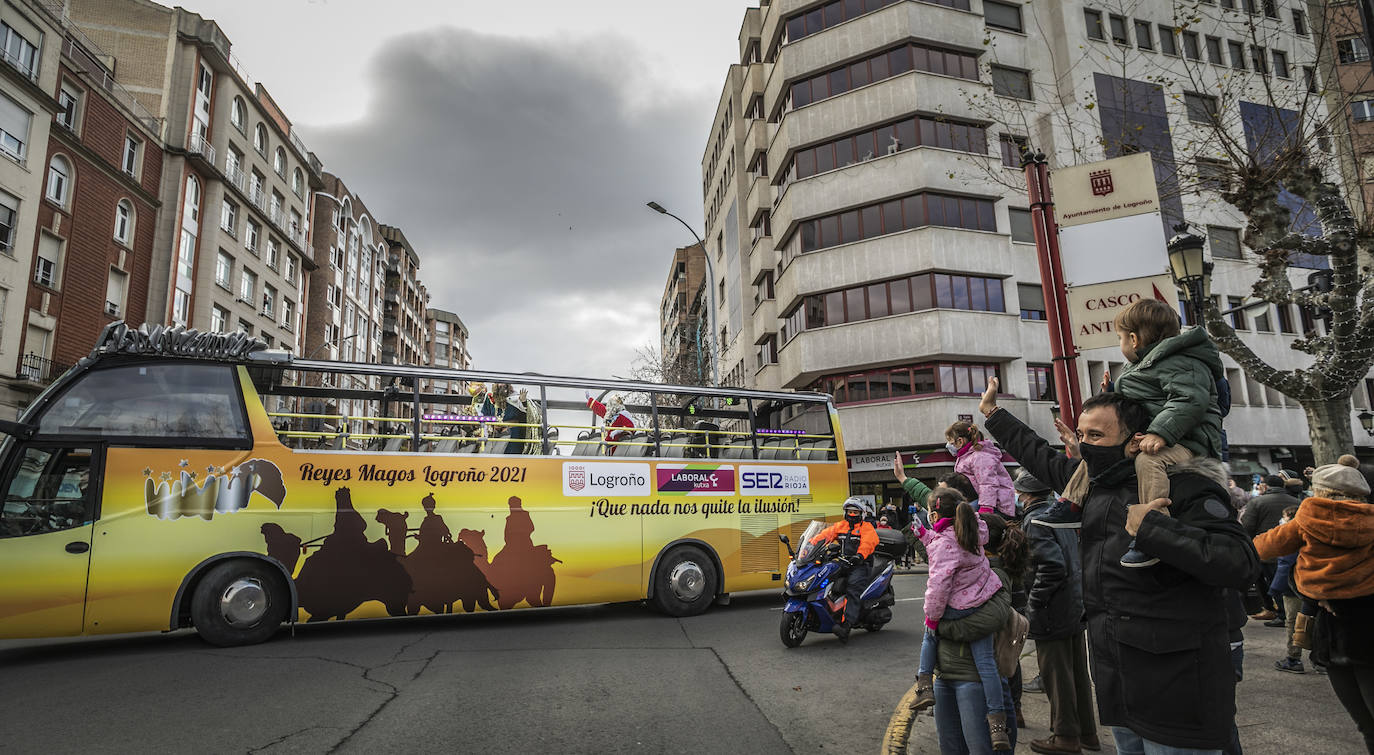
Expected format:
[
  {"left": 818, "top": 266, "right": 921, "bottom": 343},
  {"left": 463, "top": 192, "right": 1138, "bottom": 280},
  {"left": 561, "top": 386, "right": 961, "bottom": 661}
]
[
  {"left": 1115, "top": 326, "right": 1224, "bottom": 458},
  {"left": 934, "top": 581, "right": 1012, "bottom": 683}
]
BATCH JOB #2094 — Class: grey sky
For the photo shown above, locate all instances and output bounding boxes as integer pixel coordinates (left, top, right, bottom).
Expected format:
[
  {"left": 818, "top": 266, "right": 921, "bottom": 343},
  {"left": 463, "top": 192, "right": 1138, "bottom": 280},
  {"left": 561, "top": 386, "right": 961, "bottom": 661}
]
[{"left": 186, "top": 0, "right": 751, "bottom": 378}]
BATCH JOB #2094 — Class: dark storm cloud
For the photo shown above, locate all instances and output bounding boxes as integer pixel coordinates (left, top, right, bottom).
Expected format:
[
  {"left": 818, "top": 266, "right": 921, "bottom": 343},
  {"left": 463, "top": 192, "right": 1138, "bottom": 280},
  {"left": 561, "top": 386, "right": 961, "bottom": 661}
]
[{"left": 300, "top": 28, "right": 712, "bottom": 376}]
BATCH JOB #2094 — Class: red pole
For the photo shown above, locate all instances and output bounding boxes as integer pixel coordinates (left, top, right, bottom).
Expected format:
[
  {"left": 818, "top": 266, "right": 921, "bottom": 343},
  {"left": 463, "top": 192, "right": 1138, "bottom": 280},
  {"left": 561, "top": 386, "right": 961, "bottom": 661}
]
[{"left": 1024, "top": 154, "right": 1084, "bottom": 429}]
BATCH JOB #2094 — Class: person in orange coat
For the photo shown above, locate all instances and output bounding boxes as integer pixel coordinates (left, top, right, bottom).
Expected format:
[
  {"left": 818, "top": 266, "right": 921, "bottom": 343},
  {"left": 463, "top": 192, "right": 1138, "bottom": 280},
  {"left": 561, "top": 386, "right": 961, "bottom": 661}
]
[
  {"left": 809, "top": 497, "right": 880, "bottom": 642},
  {"left": 1253, "top": 462, "right": 1374, "bottom": 752}
]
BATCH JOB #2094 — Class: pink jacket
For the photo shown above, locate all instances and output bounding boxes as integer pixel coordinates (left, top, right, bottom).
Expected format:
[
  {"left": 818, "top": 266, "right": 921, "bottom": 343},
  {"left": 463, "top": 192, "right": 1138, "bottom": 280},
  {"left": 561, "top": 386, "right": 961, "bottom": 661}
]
[
  {"left": 917, "top": 517, "right": 1002, "bottom": 622},
  {"left": 955, "top": 441, "right": 1017, "bottom": 517}
]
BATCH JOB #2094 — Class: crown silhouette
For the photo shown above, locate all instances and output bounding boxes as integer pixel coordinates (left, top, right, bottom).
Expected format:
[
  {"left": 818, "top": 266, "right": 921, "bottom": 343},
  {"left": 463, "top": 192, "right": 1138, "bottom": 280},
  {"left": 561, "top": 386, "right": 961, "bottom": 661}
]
[{"left": 144, "top": 459, "right": 287, "bottom": 521}]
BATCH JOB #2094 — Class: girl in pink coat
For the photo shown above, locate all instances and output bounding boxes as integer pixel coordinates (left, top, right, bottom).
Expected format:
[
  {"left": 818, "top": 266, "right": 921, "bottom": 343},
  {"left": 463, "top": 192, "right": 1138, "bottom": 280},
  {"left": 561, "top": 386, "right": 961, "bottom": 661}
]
[
  {"left": 910, "top": 488, "right": 1009, "bottom": 747},
  {"left": 948, "top": 419, "right": 1017, "bottom": 517}
]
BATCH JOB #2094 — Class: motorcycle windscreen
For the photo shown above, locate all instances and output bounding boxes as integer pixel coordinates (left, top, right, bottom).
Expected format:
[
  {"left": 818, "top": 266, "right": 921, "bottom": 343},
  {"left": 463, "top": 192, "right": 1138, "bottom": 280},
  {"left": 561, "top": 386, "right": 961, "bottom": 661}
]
[{"left": 792, "top": 520, "right": 827, "bottom": 561}]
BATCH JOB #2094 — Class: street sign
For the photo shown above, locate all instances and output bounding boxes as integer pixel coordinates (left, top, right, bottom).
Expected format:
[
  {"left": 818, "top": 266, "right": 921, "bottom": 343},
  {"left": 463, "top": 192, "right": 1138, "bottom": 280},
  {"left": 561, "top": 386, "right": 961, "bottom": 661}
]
[
  {"left": 1064, "top": 274, "right": 1180, "bottom": 350},
  {"left": 1058, "top": 212, "right": 1170, "bottom": 287},
  {"left": 1052, "top": 153, "right": 1161, "bottom": 228}
]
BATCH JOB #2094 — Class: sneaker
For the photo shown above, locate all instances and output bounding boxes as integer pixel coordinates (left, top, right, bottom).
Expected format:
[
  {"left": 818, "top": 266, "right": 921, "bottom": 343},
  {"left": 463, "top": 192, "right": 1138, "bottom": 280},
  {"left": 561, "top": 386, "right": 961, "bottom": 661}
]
[
  {"left": 1032, "top": 498, "right": 1083, "bottom": 529},
  {"left": 1120, "top": 540, "right": 1160, "bottom": 568},
  {"left": 1311, "top": 659, "right": 1328, "bottom": 675},
  {"left": 1024, "top": 674, "right": 1045, "bottom": 693},
  {"left": 1263, "top": 617, "right": 1286, "bottom": 627},
  {"left": 1274, "top": 657, "right": 1305, "bottom": 674}
]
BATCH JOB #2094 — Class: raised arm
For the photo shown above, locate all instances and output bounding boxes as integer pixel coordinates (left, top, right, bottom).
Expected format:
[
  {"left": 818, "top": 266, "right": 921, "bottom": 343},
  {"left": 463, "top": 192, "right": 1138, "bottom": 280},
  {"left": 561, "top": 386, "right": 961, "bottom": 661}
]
[{"left": 979, "top": 378, "right": 1079, "bottom": 492}]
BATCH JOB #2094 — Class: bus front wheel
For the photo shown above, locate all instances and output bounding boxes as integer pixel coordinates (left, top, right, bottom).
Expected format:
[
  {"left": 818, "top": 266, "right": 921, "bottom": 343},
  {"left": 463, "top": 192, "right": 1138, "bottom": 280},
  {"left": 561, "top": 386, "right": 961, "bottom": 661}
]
[
  {"left": 190, "top": 560, "right": 287, "bottom": 647},
  {"left": 651, "top": 545, "right": 718, "bottom": 617}
]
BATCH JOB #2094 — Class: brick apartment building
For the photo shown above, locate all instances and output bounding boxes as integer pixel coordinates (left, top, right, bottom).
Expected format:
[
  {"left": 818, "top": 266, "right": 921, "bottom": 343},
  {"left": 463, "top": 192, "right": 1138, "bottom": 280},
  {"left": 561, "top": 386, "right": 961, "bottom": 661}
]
[
  {"left": 378, "top": 224, "right": 429, "bottom": 368},
  {"left": 15, "top": 28, "right": 163, "bottom": 397},
  {"left": 659, "top": 242, "right": 710, "bottom": 385},
  {"left": 305, "top": 172, "right": 387, "bottom": 365}
]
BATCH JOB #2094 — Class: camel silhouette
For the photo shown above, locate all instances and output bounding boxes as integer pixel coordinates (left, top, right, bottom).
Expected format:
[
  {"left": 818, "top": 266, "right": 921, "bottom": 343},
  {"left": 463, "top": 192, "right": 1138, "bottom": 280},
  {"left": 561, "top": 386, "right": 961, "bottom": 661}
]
[
  {"left": 288, "top": 487, "right": 411, "bottom": 621},
  {"left": 370, "top": 492, "right": 499, "bottom": 616},
  {"left": 456, "top": 496, "right": 561, "bottom": 609},
  {"left": 375, "top": 508, "right": 411, "bottom": 556}
]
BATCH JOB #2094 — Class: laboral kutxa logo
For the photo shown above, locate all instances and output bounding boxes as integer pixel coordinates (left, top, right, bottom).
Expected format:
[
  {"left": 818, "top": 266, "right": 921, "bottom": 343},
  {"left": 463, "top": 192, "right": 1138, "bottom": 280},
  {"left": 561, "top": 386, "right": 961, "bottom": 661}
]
[
  {"left": 739, "top": 465, "right": 810, "bottom": 495},
  {"left": 655, "top": 464, "right": 736, "bottom": 496},
  {"left": 562, "top": 462, "right": 651, "bottom": 496}
]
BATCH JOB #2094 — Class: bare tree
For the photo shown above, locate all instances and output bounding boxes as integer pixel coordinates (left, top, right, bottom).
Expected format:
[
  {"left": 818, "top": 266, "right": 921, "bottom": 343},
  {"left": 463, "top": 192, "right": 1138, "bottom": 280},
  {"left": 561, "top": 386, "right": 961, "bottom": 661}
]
[{"left": 953, "top": 0, "right": 1374, "bottom": 462}]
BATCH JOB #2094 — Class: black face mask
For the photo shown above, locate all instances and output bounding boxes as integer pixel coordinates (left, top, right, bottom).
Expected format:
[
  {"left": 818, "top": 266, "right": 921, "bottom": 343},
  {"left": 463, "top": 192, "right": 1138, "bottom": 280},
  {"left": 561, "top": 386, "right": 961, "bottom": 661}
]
[
  {"left": 1078, "top": 439, "right": 1131, "bottom": 479},
  {"left": 844, "top": 512, "right": 862, "bottom": 526}
]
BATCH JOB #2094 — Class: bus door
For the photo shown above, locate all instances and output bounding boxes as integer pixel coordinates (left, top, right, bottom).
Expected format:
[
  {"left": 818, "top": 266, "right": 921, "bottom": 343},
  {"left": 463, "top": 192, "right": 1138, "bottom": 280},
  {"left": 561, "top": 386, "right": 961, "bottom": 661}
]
[{"left": 0, "top": 443, "right": 103, "bottom": 637}]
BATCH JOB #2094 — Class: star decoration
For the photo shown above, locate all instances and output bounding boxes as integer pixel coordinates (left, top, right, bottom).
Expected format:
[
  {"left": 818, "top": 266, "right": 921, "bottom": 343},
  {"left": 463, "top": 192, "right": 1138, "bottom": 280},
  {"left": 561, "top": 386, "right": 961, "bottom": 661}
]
[
  {"left": 160, "top": 472, "right": 172, "bottom": 481},
  {"left": 207, "top": 465, "right": 217, "bottom": 474},
  {"left": 179, "top": 459, "right": 189, "bottom": 468},
  {"left": 142, "top": 467, "right": 153, "bottom": 477}
]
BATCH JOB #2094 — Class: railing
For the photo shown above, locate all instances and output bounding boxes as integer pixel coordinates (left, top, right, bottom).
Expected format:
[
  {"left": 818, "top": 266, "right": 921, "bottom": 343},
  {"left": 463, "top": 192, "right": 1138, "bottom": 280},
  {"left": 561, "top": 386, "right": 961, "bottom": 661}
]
[
  {"left": 249, "top": 186, "right": 266, "bottom": 211},
  {"left": 225, "top": 162, "right": 246, "bottom": 192},
  {"left": 1, "top": 48, "right": 37, "bottom": 81},
  {"left": 188, "top": 132, "right": 215, "bottom": 164},
  {"left": 19, "top": 354, "right": 71, "bottom": 385}
]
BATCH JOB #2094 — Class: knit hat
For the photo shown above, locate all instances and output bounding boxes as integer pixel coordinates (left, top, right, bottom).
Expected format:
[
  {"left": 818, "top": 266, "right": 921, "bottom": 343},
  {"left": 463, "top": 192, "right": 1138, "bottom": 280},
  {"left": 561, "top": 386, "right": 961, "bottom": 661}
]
[
  {"left": 1263, "top": 474, "right": 1285, "bottom": 489},
  {"left": 1310, "top": 464, "right": 1371, "bottom": 498},
  {"left": 1013, "top": 470, "right": 1051, "bottom": 494}
]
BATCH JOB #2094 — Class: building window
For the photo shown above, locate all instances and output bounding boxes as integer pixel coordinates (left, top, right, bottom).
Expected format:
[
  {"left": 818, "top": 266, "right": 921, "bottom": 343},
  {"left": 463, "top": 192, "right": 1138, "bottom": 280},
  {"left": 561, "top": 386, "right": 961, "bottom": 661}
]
[
  {"left": 220, "top": 200, "right": 238, "bottom": 236},
  {"left": 1134, "top": 20, "right": 1153, "bottom": 51},
  {"left": 114, "top": 199, "right": 135, "bottom": 244},
  {"left": 285, "top": 254, "right": 297, "bottom": 287},
  {"left": 122, "top": 135, "right": 140, "bottom": 177},
  {"left": 1208, "top": 226, "right": 1242, "bottom": 259},
  {"left": 984, "top": 1, "right": 1022, "bottom": 32},
  {"left": 1009, "top": 208, "right": 1035, "bottom": 243},
  {"left": 56, "top": 83, "right": 80, "bottom": 130},
  {"left": 1351, "top": 98, "right": 1374, "bottom": 123},
  {"left": 1228, "top": 296, "right": 1247, "bottom": 329},
  {"left": 1272, "top": 50, "right": 1289, "bottom": 79},
  {"left": 1276, "top": 303, "right": 1295, "bottom": 334},
  {"left": 1184, "top": 92, "right": 1218, "bottom": 123},
  {"left": 1027, "top": 364, "right": 1056, "bottom": 401},
  {"left": 999, "top": 134, "right": 1027, "bottom": 167},
  {"left": 46, "top": 156, "right": 71, "bottom": 206},
  {"left": 0, "top": 191, "right": 15, "bottom": 255},
  {"left": 1205, "top": 36, "right": 1224, "bottom": 65},
  {"left": 262, "top": 284, "right": 276, "bottom": 317},
  {"left": 788, "top": 191, "right": 996, "bottom": 256},
  {"left": 267, "top": 237, "right": 280, "bottom": 270},
  {"left": 1250, "top": 45, "right": 1269, "bottom": 75},
  {"left": 282, "top": 297, "right": 294, "bottom": 330},
  {"left": 809, "top": 361, "right": 1001, "bottom": 405},
  {"left": 231, "top": 96, "right": 246, "bottom": 133},
  {"left": 245, "top": 219, "right": 261, "bottom": 253},
  {"left": 1182, "top": 31, "right": 1201, "bottom": 60},
  {"left": 106, "top": 268, "right": 128, "bottom": 317},
  {"left": 1228, "top": 40, "right": 1247, "bottom": 69},
  {"left": 1304, "top": 66, "right": 1318, "bottom": 94},
  {"left": 1018, "top": 283, "right": 1046, "bottom": 320},
  {"left": 1262, "top": 0, "right": 1277, "bottom": 19},
  {"left": 292, "top": 168, "right": 304, "bottom": 198},
  {"left": 1108, "top": 14, "right": 1129, "bottom": 44},
  {"left": 1, "top": 22, "right": 39, "bottom": 80},
  {"left": 216, "top": 250, "right": 233, "bottom": 289},
  {"left": 0, "top": 93, "right": 29, "bottom": 161},
  {"left": 991, "top": 66, "right": 1032, "bottom": 99},
  {"left": 34, "top": 233, "right": 61, "bottom": 289},
  {"left": 786, "top": 42, "right": 977, "bottom": 111},
  {"left": 1197, "top": 159, "right": 1229, "bottom": 192},
  {"left": 1292, "top": 9, "right": 1307, "bottom": 36},
  {"left": 780, "top": 273, "right": 1004, "bottom": 341},
  {"left": 782, "top": 0, "right": 913, "bottom": 44},
  {"left": 1084, "top": 9, "right": 1104, "bottom": 40},
  {"left": 173, "top": 290, "right": 190, "bottom": 326},
  {"left": 240, "top": 269, "right": 256, "bottom": 303},
  {"left": 1254, "top": 305, "right": 1272, "bottom": 332},
  {"left": 786, "top": 114, "right": 988, "bottom": 181},
  {"left": 212, "top": 304, "right": 228, "bottom": 332},
  {"left": 254, "top": 123, "right": 268, "bottom": 155},
  {"left": 273, "top": 147, "right": 286, "bottom": 177},
  {"left": 1158, "top": 25, "right": 1178, "bottom": 56}
]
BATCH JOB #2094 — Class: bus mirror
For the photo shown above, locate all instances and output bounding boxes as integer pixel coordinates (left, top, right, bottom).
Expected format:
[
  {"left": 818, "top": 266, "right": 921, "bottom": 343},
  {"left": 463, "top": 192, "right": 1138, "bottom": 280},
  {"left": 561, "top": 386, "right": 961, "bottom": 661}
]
[{"left": 0, "top": 419, "right": 34, "bottom": 440}]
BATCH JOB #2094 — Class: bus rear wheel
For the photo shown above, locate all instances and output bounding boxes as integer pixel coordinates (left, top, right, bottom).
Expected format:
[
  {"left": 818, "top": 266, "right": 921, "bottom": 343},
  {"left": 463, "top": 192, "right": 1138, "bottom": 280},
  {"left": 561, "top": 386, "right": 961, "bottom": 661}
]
[
  {"left": 191, "top": 560, "right": 287, "bottom": 647},
  {"left": 651, "top": 545, "right": 718, "bottom": 617}
]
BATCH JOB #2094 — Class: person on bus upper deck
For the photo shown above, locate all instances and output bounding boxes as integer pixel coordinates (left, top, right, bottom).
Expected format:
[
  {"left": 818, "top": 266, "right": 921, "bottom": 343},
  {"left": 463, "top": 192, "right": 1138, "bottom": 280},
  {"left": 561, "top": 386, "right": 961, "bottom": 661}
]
[
  {"left": 585, "top": 392, "right": 636, "bottom": 453},
  {"left": 808, "top": 497, "right": 880, "bottom": 643}
]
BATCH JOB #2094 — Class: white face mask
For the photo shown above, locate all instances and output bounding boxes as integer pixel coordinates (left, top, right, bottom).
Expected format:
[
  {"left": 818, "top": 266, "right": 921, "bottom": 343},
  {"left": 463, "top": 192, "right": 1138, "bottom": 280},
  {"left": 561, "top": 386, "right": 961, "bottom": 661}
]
[{"left": 946, "top": 442, "right": 962, "bottom": 456}]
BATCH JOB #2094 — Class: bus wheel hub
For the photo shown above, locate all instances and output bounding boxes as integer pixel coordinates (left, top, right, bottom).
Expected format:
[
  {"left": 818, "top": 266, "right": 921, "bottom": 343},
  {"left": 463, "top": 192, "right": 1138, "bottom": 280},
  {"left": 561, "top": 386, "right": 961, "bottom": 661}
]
[
  {"left": 669, "top": 561, "right": 705, "bottom": 601},
  {"left": 220, "top": 578, "right": 268, "bottom": 627}
]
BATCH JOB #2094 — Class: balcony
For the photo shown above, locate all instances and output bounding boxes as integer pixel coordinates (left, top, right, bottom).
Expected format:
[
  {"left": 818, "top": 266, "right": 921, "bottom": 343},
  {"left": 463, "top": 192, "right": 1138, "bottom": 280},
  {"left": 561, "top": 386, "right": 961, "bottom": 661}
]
[
  {"left": 187, "top": 132, "right": 216, "bottom": 171},
  {"left": 225, "top": 162, "right": 246, "bottom": 193},
  {"left": 776, "top": 308, "right": 1022, "bottom": 387},
  {"left": 19, "top": 354, "right": 72, "bottom": 386}
]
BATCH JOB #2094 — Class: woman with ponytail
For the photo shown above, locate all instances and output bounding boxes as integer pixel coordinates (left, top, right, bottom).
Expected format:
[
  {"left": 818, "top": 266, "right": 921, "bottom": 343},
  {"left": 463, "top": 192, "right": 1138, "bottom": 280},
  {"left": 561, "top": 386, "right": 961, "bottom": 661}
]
[
  {"left": 947, "top": 419, "right": 1017, "bottom": 517},
  {"left": 911, "top": 487, "right": 1013, "bottom": 750}
]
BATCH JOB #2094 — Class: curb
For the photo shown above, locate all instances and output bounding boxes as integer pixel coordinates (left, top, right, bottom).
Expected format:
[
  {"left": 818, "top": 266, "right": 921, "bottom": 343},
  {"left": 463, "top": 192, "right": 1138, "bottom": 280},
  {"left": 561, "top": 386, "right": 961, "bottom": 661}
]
[{"left": 881, "top": 678, "right": 923, "bottom": 754}]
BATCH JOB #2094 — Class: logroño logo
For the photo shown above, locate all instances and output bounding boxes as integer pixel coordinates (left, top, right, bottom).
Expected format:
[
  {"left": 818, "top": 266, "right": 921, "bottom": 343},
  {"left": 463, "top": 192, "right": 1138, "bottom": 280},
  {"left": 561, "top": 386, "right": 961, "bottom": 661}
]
[
  {"left": 562, "top": 462, "right": 651, "bottom": 496},
  {"left": 739, "top": 465, "right": 810, "bottom": 495}
]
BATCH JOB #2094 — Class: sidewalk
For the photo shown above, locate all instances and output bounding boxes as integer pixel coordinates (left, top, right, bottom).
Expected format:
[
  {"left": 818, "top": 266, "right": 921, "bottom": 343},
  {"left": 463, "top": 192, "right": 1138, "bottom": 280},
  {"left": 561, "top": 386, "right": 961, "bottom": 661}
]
[{"left": 902, "top": 616, "right": 1365, "bottom": 753}]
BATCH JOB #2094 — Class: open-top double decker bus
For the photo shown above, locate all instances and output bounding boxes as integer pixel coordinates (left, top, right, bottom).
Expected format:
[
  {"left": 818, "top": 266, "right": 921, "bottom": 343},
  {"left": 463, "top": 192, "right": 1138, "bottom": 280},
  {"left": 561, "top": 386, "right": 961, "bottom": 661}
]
[{"left": 0, "top": 324, "right": 848, "bottom": 646}]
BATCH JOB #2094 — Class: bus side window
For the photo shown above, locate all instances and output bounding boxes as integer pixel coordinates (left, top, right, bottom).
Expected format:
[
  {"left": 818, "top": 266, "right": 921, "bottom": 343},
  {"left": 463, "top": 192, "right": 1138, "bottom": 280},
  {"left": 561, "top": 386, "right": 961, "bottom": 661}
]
[
  {"left": 37, "top": 363, "right": 248, "bottom": 442},
  {"left": 1, "top": 447, "right": 94, "bottom": 538}
]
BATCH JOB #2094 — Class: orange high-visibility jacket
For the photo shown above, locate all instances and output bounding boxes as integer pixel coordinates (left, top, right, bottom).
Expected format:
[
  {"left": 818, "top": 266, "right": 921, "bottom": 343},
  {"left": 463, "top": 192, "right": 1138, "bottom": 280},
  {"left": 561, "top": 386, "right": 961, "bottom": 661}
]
[{"left": 810, "top": 519, "right": 879, "bottom": 559}]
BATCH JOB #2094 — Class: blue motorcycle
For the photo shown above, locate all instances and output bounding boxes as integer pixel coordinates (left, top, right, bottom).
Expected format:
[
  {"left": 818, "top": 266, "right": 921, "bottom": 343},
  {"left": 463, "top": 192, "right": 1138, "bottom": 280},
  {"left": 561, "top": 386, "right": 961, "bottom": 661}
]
[{"left": 777, "top": 520, "right": 903, "bottom": 647}]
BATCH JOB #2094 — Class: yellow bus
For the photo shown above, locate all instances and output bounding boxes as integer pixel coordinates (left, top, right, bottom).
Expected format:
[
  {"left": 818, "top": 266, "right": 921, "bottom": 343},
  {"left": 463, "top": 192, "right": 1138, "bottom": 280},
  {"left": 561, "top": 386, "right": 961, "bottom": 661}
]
[{"left": 0, "top": 323, "right": 849, "bottom": 646}]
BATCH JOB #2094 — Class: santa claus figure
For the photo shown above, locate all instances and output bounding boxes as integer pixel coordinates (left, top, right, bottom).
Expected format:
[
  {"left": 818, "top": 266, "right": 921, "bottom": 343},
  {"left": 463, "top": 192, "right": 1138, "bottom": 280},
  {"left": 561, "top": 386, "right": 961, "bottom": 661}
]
[{"left": 585, "top": 391, "right": 635, "bottom": 454}]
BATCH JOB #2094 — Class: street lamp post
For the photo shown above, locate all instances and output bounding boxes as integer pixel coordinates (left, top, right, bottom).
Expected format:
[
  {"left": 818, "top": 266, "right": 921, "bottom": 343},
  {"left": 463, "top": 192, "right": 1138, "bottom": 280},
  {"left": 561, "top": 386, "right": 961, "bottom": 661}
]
[
  {"left": 647, "top": 201, "right": 719, "bottom": 388},
  {"left": 1166, "top": 227, "right": 1212, "bottom": 325},
  {"left": 1359, "top": 410, "right": 1374, "bottom": 437}
]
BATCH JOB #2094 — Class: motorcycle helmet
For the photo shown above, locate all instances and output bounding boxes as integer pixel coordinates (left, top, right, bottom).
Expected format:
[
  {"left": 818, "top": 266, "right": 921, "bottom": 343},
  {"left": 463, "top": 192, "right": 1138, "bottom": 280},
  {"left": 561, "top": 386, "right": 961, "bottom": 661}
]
[{"left": 842, "top": 496, "right": 867, "bottom": 523}]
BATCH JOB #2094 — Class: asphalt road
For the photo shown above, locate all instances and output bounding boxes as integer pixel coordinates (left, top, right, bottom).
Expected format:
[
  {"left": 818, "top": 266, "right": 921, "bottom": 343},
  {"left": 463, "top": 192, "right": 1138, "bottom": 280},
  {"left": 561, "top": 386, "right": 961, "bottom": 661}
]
[{"left": 0, "top": 572, "right": 1364, "bottom": 754}]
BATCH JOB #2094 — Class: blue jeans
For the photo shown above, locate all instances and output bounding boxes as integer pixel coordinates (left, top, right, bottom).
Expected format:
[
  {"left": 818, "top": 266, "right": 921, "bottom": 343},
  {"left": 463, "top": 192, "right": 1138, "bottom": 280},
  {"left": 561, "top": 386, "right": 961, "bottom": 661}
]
[
  {"left": 934, "top": 678, "right": 1017, "bottom": 755},
  {"left": 1111, "top": 727, "right": 1223, "bottom": 755},
  {"left": 919, "top": 605, "right": 1004, "bottom": 713}
]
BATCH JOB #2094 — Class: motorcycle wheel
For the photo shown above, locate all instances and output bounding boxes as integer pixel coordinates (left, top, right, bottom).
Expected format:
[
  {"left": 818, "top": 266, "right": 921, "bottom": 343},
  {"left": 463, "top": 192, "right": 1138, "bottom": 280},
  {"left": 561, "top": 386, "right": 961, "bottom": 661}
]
[{"left": 780, "top": 611, "right": 808, "bottom": 648}]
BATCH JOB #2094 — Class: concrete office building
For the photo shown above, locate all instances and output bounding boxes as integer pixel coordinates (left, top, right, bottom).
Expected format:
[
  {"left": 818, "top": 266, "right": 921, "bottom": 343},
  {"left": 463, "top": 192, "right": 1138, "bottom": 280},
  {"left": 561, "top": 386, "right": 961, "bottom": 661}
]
[
  {"left": 424, "top": 307, "right": 470, "bottom": 398},
  {"left": 698, "top": 0, "right": 1373, "bottom": 503},
  {"left": 66, "top": 0, "right": 320, "bottom": 352}
]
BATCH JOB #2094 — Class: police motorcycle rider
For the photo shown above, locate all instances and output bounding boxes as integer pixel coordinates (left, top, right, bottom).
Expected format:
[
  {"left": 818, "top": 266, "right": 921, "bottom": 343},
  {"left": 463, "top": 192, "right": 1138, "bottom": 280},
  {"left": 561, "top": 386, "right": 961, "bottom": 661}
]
[{"left": 807, "top": 496, "right": 881, "bottom": 642}]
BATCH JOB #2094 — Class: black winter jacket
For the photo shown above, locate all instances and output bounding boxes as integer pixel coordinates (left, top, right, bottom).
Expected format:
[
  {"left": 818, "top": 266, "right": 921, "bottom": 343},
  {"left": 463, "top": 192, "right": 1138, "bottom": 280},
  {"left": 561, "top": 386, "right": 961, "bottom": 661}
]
[
  {"left": 1023, "top": 496, "right": 1084, "bottom": 641},
  {"left": 1241, "top": 490, "right": 1299, "bottom": 562},
  {"left": 986, "top": 408, "right": 1260, "bottom": 750}
]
